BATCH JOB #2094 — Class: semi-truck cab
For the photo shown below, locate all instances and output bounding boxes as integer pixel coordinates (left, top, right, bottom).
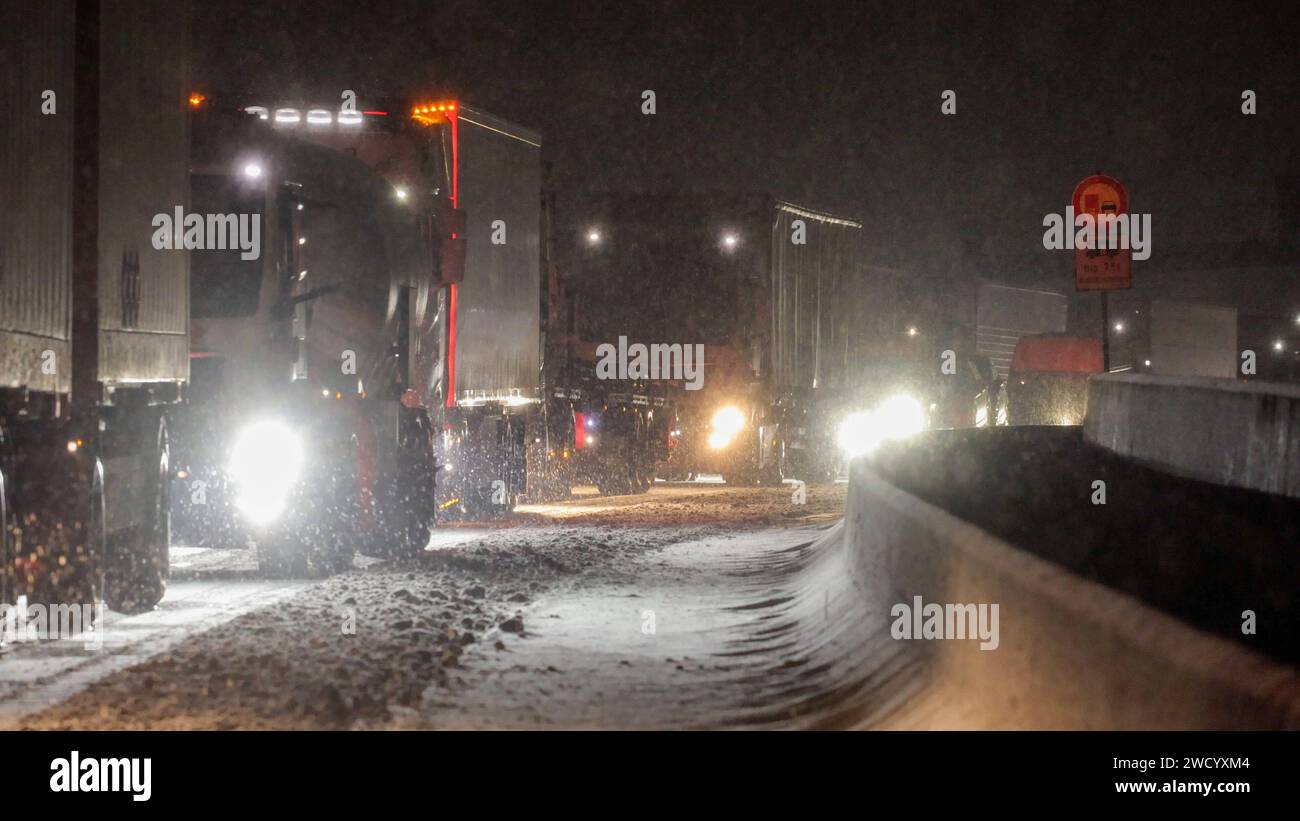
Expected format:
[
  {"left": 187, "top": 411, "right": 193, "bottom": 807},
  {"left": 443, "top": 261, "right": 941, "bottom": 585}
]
[
  {"left": 182, "top": 96, "right": 552, "bottom": 519},
  {"left": 170, "top": 101, "right": 438, "bottom": 569}
]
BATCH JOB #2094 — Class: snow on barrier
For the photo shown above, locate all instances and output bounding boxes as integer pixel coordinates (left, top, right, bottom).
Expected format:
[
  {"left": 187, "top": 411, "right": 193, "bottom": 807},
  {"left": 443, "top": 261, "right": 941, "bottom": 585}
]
[
  {"left": 1084, "top": 373, "right": 1300, "bottom": 498},
  {"left": 842, "top": 459, "right": 1300, "bottom": 729}
]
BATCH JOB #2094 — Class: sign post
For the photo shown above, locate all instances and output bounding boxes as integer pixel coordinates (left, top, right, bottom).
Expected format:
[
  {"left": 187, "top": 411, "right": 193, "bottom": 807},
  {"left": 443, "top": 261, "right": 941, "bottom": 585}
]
[{"left": 1072, "top": 174, "right": 1132, "bottom": 371}]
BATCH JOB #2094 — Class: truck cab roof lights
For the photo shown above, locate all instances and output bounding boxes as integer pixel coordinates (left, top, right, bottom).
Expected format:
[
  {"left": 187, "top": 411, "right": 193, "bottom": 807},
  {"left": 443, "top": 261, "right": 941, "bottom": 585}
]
[
  {"left": 411, "top": 101, "right": 458, "bottom": 126},
  {"left": 243, "top": 105, "right": 375, "bottom": 126}
]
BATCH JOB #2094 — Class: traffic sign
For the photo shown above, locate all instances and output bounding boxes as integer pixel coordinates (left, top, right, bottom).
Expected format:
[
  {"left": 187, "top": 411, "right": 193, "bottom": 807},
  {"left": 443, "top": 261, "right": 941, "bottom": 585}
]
[{"left": 1073, "top": 174, "right": 1132, "bottom": 291}]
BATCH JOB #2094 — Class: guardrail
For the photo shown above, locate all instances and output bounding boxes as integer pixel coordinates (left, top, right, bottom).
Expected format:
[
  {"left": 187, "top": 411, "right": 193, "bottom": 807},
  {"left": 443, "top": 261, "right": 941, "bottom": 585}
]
[
  {"left": 1084, "top": 373, "right": 1300, "bottom": 498},
  {"left": 844, "top": 458, "right": 1300, "bottom": 728}
]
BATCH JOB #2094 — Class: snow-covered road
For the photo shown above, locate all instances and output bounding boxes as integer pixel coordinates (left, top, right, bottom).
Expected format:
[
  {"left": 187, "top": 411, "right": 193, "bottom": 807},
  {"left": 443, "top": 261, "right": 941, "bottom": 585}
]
[{"left": 8, "top": 481, "right": 860, "bottom": 729}]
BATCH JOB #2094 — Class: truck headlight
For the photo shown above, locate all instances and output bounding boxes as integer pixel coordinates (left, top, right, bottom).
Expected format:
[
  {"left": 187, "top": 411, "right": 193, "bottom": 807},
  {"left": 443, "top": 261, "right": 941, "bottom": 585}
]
[
  {"left": 708, "top": 405, "right": 745, "bottom": 450},
  {"left": 837, "top": 394, "right": 925, "bottom": 458},
  {"left": 229, "top": 420, "right": 304, "bottom": 525}
]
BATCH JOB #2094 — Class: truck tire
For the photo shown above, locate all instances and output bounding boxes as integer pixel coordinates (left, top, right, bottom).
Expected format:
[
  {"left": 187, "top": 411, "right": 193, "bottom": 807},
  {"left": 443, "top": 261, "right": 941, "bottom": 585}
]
[
  {"left": 101, "top": 421, "right": 169, "bottom": 614},
  {"left": 597, "top": 461, "right": 633, "bottom": 496},
  {"left": 366, "top": 497, "right": 433, "bottom": 559},
  {"left": 261, "top": 462, "right": 358, "bottom": 576}
]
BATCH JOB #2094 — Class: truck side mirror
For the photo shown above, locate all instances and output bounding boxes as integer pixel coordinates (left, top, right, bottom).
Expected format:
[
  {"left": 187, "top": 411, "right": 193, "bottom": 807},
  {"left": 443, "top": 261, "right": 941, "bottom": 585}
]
[{"left": 438, "top": 208, "right": 467, "bottom": 285}]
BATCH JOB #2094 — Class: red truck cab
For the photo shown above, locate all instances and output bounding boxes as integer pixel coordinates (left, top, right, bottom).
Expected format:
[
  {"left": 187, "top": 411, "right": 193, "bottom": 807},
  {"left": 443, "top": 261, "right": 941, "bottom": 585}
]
[{"left": 1003, "top": 335, "right": 1104, "bottom": 425}]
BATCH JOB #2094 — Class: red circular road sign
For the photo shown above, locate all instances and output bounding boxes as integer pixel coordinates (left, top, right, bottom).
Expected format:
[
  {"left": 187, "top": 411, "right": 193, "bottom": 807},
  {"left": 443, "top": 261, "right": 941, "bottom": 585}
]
[
  {"left": 1072, "top": 174, "right": 1132, "bottom": 291},
  {"left": 1072, "top": 174, "right": 1128, "bottom": 216}
]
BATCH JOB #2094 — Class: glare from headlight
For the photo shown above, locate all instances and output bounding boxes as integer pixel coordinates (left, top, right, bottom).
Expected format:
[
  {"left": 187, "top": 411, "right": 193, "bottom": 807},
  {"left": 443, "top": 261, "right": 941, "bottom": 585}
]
[
  {"left": 875, "top": 394, "right": 926, "bottom": 441},
  {"left": 707, "top": 430, "right": 734, "bottom": 450},
  {"left": 837, "top": 410, "right": 878, "bottom": 458},
  {"left": 837, "top": 394, "right": 926, "bottom": 459},
  {"left": 710, "top": 406, "right": 745, "bottom": 437},
  {"left": 229, "top": 420, "right": 304, "bottom": 525}
]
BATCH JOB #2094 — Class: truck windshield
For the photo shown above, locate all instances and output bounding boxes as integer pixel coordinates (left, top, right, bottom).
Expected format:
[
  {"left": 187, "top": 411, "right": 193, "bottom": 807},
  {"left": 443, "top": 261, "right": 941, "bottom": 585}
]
[{"left": 191, "top": 173, "right": 264, "bottom": 318}]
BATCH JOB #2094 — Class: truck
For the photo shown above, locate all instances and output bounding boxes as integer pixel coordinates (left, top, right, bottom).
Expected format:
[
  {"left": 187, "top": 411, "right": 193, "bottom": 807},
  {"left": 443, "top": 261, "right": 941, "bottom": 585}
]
[
  {"left": 169, "top": 98, "right": 440, "bottom": 569},
  {"left": 975, "top": 282, "right": 1069, "bottom": 380},
  {"left": 1, "top": 0, "right": 191, "bottom": 613},
  {"left": 1144, "top": 300, "right": 1238, "bottom": 378},
  {"left": 175, "top": 95, "right": 615, "bottom": 523},
  {"left": 563, "top": 193, "right": 865, "bottom": 485},
  {"left": 1002, "top": 334, "right": 1104, "bottom": 425}
]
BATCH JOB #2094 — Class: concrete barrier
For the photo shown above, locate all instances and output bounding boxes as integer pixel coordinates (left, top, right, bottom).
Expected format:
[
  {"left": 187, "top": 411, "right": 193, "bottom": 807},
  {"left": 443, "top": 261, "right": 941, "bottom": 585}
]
[
  {"left": 843, "top": 458, "right": 1300, "bottom": 729},
  {"left": 1084, "top": 373, "right": 1300, "bottom": 498}
]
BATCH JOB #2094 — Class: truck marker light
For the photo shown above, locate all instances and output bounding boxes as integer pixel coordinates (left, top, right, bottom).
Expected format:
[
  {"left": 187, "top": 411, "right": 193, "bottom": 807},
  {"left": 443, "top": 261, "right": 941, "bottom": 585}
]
[{"left": 188, "top": 92, "right": 205, "bottom": 108}]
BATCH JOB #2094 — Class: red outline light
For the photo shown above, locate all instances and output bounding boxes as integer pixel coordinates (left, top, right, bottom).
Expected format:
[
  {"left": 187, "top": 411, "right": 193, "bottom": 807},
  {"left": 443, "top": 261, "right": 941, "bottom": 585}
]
[
  {"left": 445, "top": 284, "right": 458, "bottom": 408},
  {"left": 444, "top": 108, "right": 461, "bottom": 407}
]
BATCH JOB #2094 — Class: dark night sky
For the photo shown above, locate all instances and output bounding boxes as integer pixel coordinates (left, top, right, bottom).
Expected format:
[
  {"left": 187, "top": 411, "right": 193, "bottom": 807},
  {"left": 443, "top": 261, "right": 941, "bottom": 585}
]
[{"left": 196, "top": 0, "right": 1300, "bottom": 285}]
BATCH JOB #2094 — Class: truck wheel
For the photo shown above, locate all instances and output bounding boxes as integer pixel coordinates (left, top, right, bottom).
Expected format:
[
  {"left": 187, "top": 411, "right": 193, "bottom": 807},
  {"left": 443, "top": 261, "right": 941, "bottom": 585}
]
[
  {"left": 102, "top": 425, "right": 169, "bottom": 614},
  {"left": 369, "top": 504, "right": 432, "bottom": 559},
  {"left": 597, "top": 462, "right": 633, "bottom": 496}
]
